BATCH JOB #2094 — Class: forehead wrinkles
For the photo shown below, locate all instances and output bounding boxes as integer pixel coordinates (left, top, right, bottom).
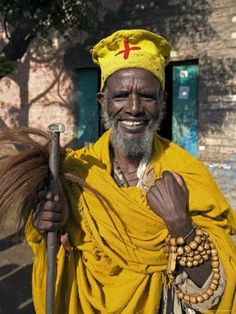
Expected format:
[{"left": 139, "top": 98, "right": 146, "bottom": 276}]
[{"left": 108, "top": 76, "right": 155, "bottom": 94}]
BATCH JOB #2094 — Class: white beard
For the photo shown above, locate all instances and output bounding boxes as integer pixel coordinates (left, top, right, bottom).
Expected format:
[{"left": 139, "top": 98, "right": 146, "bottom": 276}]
[{"left": 102, "top": 108, "right": 158, "bottom": 157}]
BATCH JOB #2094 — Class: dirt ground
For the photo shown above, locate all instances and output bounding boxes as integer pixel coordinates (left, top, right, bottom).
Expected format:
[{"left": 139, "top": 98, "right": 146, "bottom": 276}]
[{"left": 0, "top": 209, "right": 35, "bottom": 314}]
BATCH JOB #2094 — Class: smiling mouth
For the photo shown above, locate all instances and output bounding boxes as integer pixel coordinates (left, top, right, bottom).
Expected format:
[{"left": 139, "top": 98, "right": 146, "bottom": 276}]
[
  {"left": 121, "top": 120, "right": 147, "bottom": 127},
  {"left": 118, "top": 119, "right": 149, "bottom": 134}
]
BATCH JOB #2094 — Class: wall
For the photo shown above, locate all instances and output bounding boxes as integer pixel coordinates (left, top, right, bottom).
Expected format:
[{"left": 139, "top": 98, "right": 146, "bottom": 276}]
[
  {"left": 0, "top": 41, "right": 76, "bottom": 147},
  {"left": 0, "top": 0, "right": 235, "bottom": 208},
  {"left": 88, "top": 0, "right": 236, "bottom": 209}
]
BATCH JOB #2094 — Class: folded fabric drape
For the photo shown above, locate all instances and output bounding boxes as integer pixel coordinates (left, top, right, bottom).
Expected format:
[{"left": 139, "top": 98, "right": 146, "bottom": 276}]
[{"left": 26, "top": 130, "right": 236, "bottom": 314}]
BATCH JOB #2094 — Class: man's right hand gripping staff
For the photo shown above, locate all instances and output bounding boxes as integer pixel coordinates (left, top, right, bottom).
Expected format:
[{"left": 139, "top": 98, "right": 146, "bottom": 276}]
[{"left": 32, "top": 188, "right": 69, "bottom": 235}]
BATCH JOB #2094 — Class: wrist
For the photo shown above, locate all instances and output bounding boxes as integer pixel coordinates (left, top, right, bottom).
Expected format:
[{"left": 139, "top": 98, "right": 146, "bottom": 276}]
[{"left": 168, "top": 220, "right": 194, "bottom": 238}]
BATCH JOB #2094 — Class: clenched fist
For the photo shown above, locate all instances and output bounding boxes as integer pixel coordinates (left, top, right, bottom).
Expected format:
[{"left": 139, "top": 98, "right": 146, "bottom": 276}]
[{"left": 32, "top": 187, "right": 69, "bottom": 234}]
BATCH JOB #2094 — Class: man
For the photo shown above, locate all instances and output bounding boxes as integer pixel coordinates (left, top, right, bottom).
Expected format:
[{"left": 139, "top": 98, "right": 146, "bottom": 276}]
[{"left": 27, "top": 29, "right": 236, "bottom": 313}]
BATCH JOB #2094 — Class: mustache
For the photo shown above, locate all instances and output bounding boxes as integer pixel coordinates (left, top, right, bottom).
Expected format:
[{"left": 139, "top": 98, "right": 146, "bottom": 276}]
[{"left": 102, "top": 107, "right": 159, "bottom": 131}]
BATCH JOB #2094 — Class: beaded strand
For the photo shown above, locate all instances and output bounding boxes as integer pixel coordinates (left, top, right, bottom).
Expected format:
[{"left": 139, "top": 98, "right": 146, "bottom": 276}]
[{"left": 165, "top": 227, "right": 221, "bottom": 304}]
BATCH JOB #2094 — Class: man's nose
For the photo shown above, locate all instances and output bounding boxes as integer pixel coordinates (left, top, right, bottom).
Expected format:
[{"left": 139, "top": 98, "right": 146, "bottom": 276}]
[{"left": 128, "top": 93, "right": 142, "bottom": 115}]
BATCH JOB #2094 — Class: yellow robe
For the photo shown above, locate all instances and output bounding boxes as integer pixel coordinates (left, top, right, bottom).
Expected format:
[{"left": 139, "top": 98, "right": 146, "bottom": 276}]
[{"left": 26, "top": 130, "right": 236, "bottom": 314}]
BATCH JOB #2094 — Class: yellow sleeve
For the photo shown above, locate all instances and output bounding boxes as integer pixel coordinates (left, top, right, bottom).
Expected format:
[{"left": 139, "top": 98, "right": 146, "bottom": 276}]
[{"left": 25, "top": 215, "right": 44, "bottom": 255}]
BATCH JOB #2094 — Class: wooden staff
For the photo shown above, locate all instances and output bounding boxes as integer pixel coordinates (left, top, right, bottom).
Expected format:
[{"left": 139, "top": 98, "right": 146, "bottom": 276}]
[{"left": 46, "top": 123, "right": 65, "bottom": 314}]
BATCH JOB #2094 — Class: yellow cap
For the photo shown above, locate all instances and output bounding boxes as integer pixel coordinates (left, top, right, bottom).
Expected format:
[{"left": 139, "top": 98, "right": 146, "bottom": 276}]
[{"left": 91, "top": 29, "right": 171, "bottom": 91}]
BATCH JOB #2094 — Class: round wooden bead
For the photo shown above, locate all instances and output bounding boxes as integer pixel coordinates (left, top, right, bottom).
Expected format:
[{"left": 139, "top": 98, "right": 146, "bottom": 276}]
[
  {"left": 188, "top": 251, "right": 194, "bottom": 257},
  {"left": 179, "top": 260, "right": 186, "bottom": 267},
  {"left": 165, "top": 237, "right": 170, "bottom": 244},
  {"left": 202, "top": 293, "right": 210, "bottom": 300},
  {"left": 170, "top": 246, "right": 177, "bottom": 252},
  {"left": 189, "top": 296, "right": 197, "bottom": 304},
  {"left": 203, "top": 254, "right": 210, "bottom": 261},
  {"left": 183, "top": 295, "right": 190, "bottom": 302},
  {"left": 199, "top": 258, "right": 204, "bottom": 264},
  {"left": 207, "top": 250, "right": 212, "bottom": 255},
  {"left": 210, "top": 283, "right": 218, "bottom": 291},
  {"left": 170, "top": 238, "right": 176, "bottom": 246},
  {"left": 184, "top": 245, "right": 192, "bottom": 254},
  {"left": 177, "top": 291, "right": 184, "bottom": 299},
  {"left": 206, "top": 288, "right": 214, "bottom": 296},
  {"left": 186, "top": 261, "right": 193, "bottom": 267},
  {"left": 213, "top": 273, "right": 220, "bottom": 280},
  {"left": 201, "top": 235, "right": 207, "bottom": 242},
  {"left": 211, "top": 261, "right": 220, "bottom": 268},
  {"left": 189, "top": 241, "right": 198, "bottom": 250},
  {"left": 195, "top": 254, "right": 202, "bottom": 261},
  {"left": 212, "top": 279, "right": 219, "bottom": 285},
  {"left": 177, "top": 237, "right": 185, "bottom": 245},
  {"left": 211, "top": 255, "right": 219, "bottom": 261},
  {"left": 177, "top": 247, "right": 184, "bottom": 256},
  {"left": 204, "top": 243, "right": 211, "bottom": 250},
  {"left": 198, "top": 245, "right": 204, "bottom": 252},
  {"left": 193, "top": 260, "right": 199, "bottom": 266},
  {"left": 187, "top": 257, "right": 194, "bottom": 262},
  {"left": 212, "top": 268, "right": 220, "bottom": 273},
  {"left": 196, "top": 229, "right": 204, "bottom": 236},
  {"left": 196, "top": 295, "right": 204, "bottom": 303},
  {"left": 194, "top": 235, "right": 202, "bottom": 244},
  {"left": 211, "top": 249, "right": 218, "bottom": 256}
]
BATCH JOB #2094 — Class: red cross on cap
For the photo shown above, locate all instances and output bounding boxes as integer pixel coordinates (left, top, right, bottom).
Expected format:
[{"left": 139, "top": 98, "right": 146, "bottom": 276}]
[{"left": 115, "top": 39, "right": 141, "bottom": 59}]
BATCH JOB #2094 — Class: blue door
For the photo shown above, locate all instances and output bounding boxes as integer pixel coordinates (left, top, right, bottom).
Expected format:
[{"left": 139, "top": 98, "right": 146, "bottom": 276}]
[
  {"left": 172, "top": 64, "right": 198, "bottom": 157},
  {"left": 74, "top": 69, "right": 99, "bottom": 147}
]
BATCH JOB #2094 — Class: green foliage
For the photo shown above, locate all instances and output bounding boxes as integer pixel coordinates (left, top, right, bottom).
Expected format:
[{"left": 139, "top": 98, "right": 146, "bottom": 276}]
[
  {"left": 0, "top": 54, "right": 17, "bottom": 77},
  {"left": 0, "top": 0, "right": 105, "bottom": 40}
]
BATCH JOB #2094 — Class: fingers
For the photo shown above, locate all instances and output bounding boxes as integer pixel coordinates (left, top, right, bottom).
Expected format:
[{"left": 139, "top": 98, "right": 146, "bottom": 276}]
[
  {"left": 148, "top": 179, "right": 166, "bottom": 205},
  {"left": 36, "top": 220, "right": 63, "bottom": 233},
  {"left": 162, "top": 170, "right": 188, "bottom": 194},
  {"left": 146, "top": 171, "right": 189, "bottom": 216},
  {"left": 33, "top": 202, "right": 65, "bottom": 233},
  {"left": 33, "top": 187, "right": 68, "bottom": 233},
  {"left": 39, "top": 208, "right": 64, "bottom": 221},
  {"left": 37, "top": 188, "right": 60, "bottom": 202},
  {"left": 41, "top": 200, "right": 63, "bottom": 213}
]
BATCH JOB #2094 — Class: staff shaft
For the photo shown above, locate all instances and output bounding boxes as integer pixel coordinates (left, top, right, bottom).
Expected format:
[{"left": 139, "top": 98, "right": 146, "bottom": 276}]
[{"left": 46, "top": 123, "right": 64, "bottom": 314}]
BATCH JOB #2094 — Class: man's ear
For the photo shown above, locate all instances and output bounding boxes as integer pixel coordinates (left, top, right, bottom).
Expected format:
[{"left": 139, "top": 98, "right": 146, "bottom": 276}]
[{"left": 97, "top": 92, "right": 105, "bottom": 108}]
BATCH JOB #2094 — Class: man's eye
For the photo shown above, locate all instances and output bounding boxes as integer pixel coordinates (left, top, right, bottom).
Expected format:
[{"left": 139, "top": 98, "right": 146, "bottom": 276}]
[
  {"left": 139, "top": 93, "right": 155, "bottom": 100},
  {"left": 114, "top": 93, "right": 129, "bottom": 99}
]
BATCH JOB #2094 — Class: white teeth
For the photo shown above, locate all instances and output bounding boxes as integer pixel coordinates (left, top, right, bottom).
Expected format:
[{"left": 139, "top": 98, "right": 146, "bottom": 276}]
[{"left": 122, "top": 120, "right": 144, "bottom": 126}]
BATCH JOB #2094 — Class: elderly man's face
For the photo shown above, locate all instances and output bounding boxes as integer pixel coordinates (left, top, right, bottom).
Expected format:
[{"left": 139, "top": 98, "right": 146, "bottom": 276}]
[{"left": 98, "top": 68, "right": 164, "bottom": 156}]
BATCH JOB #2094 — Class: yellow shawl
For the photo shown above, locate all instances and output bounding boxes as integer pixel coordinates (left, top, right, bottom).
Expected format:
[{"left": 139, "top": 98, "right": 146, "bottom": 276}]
[{"left": 26, "top": 130, "right": 236, "bottom": 313}]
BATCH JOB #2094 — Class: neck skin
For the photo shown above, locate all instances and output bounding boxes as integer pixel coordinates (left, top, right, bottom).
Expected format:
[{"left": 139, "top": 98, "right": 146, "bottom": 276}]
[{"left": 113, "top": 146, "right": 143, "bottom": 174}]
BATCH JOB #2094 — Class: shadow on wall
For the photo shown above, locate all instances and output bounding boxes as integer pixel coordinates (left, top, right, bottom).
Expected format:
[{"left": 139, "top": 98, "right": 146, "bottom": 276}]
[
  {"left": 199, "top": 54, "right": 236, "bottom": 136},
  {"left": 64, "top": 0, "right": 217, "bottom": 65},
  {"left": 0, "top": 263, "right": 34, "bottom": 313},
  {"left": 1, "top": 45, "right": 73, "bottom": 129}
]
